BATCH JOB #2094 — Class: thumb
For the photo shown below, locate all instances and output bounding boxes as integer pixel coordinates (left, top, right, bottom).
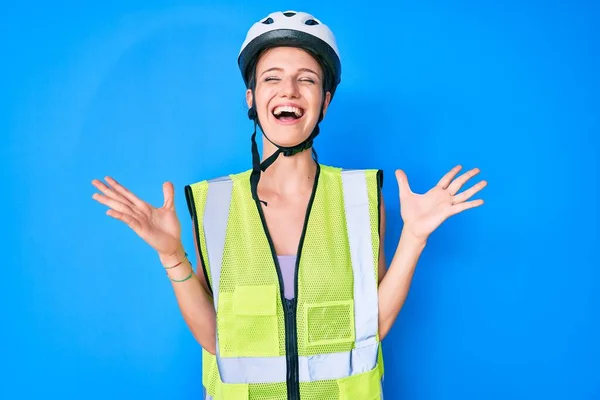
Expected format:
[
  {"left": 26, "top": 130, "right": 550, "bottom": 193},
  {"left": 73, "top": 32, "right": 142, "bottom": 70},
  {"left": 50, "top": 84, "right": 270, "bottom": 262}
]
[
  {"left": 395, "top": 169, "right": 412, "bottom": 200},
  {"left": 162, "top": 181, "right": 175, "bottom": 210}
]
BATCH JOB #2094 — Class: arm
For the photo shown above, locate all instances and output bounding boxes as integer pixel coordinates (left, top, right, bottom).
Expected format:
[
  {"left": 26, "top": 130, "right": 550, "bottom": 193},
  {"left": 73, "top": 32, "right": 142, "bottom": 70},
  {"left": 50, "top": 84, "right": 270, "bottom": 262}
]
[
  {"left": 377, "top": 193, "right": 427, "bottom": 341},
  {"left": 376, "top": 166, "right": 486, "bottom": 340},
  {"left": 159, "top": 225, "right": 216, "bottom": 354},
  {"left": 90, "top": 177, "right": 218, "bottom": 353}
]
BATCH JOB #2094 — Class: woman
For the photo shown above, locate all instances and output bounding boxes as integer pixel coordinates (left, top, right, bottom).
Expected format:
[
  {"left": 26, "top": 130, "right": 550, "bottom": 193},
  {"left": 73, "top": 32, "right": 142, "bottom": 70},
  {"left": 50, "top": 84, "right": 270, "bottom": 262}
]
[{"left": 92, "top": 10, "right": 486, "bottom": 400}]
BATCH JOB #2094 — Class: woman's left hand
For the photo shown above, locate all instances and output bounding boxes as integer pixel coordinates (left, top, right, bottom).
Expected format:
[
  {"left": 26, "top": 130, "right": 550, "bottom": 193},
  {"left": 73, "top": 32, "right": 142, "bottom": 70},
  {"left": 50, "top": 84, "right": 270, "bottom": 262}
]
[{"left": 395, "top": 165, "right": 487, "bottom": 242}]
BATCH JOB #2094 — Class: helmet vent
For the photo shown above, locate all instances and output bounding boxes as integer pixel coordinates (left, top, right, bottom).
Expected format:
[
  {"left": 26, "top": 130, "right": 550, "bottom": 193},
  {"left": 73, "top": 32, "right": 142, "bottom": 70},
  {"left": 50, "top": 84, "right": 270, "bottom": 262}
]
[
  {"left": 262, "top": 17, "right": 274, "bottom": 24},
  {"left": 305, "top": 19, "right": 319, "bottom": 25},
  {"left": 283, "top": 11, "right": 297, "bottom": 17}
]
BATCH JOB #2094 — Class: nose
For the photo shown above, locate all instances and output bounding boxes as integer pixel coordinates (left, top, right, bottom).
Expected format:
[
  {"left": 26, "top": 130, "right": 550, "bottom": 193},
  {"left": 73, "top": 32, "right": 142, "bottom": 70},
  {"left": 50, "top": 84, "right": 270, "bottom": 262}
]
[{"left": 279, "top": 76, "right": 300, "bottom": 98}]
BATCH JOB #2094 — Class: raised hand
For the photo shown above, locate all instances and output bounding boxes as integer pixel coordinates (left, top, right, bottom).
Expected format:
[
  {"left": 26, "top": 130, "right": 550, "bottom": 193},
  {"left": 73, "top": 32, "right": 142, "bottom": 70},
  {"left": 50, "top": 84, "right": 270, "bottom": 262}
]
[
  {"left": 91, "top": 177, "right": 182, "bottom": 258},
  {"left": 395, "top": 165, "right": 487, "bottom": 242}
]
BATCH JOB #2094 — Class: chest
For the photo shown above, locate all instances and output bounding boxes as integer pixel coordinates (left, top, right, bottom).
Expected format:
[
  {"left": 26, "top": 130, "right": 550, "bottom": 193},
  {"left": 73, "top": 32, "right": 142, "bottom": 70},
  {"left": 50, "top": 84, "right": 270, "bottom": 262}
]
[{"left": 259, "top": 195, "right": 311, "bottom": 256}]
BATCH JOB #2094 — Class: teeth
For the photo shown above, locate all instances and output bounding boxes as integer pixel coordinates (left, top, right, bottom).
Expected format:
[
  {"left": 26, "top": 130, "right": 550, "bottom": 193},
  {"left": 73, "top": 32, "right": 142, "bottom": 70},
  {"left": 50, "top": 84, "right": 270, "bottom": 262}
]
[{"left": 273, "top": 106, "right": 304, "bottom": 117}]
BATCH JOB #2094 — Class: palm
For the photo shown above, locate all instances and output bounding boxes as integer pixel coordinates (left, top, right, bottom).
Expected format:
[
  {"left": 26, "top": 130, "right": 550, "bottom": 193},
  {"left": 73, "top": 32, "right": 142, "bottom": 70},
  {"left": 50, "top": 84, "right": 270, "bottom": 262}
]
[
  {"left": 141, "top": 205, "right": 181, "bottom": 254},
  {"left": 396, "top": 166, "right": 487, "bottom": 241},
  {"left": 91, "top": 177, "right": 182, "bottom": 257}
]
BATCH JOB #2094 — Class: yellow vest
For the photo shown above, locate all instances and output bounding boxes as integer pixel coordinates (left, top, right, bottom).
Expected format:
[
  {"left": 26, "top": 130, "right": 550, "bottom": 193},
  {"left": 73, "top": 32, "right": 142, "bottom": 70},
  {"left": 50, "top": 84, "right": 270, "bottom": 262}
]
[{"left": 185, "top": 164, "right": 385, "bottom": 400}]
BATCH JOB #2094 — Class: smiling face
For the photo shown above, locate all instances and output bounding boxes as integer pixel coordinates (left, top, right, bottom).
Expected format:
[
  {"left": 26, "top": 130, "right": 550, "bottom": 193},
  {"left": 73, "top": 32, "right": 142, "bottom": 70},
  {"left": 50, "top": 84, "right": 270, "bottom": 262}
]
[{"left": 246, "top": 46, "right": 331, "bottom": 148}]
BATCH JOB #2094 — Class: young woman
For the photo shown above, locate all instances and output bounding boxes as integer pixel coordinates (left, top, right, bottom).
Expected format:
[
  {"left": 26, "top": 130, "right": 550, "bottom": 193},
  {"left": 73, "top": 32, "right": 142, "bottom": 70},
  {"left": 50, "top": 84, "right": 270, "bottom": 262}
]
[{"left": 92, "top": 10, "right": 486, "bottom": 400}]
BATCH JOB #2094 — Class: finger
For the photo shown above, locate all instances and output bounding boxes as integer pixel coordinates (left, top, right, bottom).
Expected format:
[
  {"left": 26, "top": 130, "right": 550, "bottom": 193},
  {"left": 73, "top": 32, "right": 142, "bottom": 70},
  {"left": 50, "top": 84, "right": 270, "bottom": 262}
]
[
  {"left": 453, "top": 180, "right": 487, "bottom": 204},
  {"left": 92, "top": 192, "right": 136, "bottom": 216},
  {"left": 104, "top": 176, "right": 148, "bottom": 210},
  {"left": 447, "top": 168, "right": 481, "bottom": 195},
  {"left": 92, "top": 179, "right": 134, "bottom": 208},
  {"left": 106, "top": 209, "right": 142, "bottom": 234},
  {"left": 450, "top": 199, "right": 484, "bottom": 215},
  {"left": 162, "top": 182, "right": 175, "bottom": 210},
  {"left": 395, "top": 170, "right": 412, "bottom": 200},
  {"left": 437, "top": 165, "right": 462, "bottom": 189}
]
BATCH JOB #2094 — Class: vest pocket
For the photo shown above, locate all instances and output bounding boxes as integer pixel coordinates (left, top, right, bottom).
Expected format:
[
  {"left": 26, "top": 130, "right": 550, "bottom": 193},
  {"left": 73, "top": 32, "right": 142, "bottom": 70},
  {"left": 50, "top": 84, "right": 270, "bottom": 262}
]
[
  {"left": 218, "top": 285, "right": 279, "bottom": 357},
  {"left": 337, "top": 363, "right": 382, "bottom": 400},
  {"left": 234, "top": 285, "right": 278, "bottom": 316},
  {"left": 305, "top": 300, "right": 355, "bottom": 346}
]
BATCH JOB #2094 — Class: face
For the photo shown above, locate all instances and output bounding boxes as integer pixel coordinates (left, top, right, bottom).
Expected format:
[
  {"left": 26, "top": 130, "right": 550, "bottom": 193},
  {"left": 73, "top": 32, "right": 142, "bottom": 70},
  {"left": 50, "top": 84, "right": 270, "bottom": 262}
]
[{"left": 246, "top": 46, "right": 331, "bottom": 148}]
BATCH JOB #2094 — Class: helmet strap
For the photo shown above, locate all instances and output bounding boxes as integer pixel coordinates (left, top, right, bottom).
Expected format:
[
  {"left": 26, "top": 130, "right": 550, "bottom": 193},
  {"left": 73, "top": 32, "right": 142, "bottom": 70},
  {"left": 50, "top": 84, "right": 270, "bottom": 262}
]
[
  {"left": 249, "top": 92, "right": 326, "bottom": 206},
  {"left": 250, "top": 119, "right": 265, "bottom": 205}
]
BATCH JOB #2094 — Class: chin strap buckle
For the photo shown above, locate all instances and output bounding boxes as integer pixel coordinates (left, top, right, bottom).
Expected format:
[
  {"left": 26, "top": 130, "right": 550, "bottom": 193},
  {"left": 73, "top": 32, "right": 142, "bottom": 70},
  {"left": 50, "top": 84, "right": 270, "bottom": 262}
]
[{"left": 281, "top": 139, "right": 314, "bottom": 157}]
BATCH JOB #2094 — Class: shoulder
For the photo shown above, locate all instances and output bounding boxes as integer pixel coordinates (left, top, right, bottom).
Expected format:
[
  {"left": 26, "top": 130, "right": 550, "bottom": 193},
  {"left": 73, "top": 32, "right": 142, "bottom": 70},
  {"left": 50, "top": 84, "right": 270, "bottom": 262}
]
[
  {"left": 319, "top": 163, "right": 384, "bottom": 189},
  {"left": 185, "top": 168, "right": 252, "bottom": 189},
  {"left": 320, "top": 163, "right": 385, "bottom": 222},
  {"left": 184, "top": 168, "right": 252, "bottom": 218}
]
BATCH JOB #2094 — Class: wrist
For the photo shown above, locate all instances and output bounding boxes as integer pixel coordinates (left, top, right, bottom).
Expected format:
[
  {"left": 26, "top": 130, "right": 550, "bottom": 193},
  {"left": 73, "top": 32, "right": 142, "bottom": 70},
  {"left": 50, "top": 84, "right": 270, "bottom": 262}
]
[
  {"left": 400, "top": 227, "right": 428, "bottom": 249},
  {"left": 159, "top": 245, "right": 186, "bottom": 268},
  {"left": 159, "top": 246, "right": 194, "bottom": 282},
  {"left": 166, "top": 259, "right": 194, "bottom": 282}
]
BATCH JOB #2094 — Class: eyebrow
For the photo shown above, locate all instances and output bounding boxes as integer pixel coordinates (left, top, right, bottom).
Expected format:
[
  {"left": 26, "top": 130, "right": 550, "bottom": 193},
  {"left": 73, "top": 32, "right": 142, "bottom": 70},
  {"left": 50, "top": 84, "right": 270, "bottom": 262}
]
[{"left": 259, "top": 67, "right": 320, "bottom": 77}]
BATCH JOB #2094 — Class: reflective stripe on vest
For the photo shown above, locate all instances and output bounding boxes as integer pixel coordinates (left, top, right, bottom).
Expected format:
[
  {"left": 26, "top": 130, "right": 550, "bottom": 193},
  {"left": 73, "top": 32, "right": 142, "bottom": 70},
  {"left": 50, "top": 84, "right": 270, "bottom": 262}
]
[
  {"left": 202, "top": 170, "right": 378, "bottom": 384},
  {"left": 203, "top": 175, "right": 233, "bottom": 314}
]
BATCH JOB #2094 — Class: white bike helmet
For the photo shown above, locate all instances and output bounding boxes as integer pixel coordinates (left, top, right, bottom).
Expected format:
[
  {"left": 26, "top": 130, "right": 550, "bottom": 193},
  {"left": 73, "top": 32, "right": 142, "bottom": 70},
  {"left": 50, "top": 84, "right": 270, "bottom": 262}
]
[
  {"left": 238, "top": 10, "right": 342, "bottom": 98},
  {"left": 239, "top": 11, "right": 342, "bottom": 206}
]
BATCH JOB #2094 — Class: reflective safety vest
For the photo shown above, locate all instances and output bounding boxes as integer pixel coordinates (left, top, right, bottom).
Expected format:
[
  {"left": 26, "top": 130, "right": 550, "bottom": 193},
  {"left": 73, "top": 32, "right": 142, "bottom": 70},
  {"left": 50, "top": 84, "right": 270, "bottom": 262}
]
[{"left": 185, "top": 164, "right": 385, "bottom": 400}]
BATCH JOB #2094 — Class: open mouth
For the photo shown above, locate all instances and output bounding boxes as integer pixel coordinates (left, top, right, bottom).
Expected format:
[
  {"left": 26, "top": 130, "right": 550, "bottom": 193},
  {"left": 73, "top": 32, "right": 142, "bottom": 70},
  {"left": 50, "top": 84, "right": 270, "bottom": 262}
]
[{"left": 272, "top": 105, "right": 305, "bottom": 123}]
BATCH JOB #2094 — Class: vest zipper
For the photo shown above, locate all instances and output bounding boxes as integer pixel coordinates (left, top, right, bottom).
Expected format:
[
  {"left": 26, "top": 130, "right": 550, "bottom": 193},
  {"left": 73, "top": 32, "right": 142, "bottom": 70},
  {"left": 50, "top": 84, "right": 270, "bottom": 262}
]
[
  {"left": 254, "top": 207, "right": 300, "bottom": 400},
  {"left": 253, "top": 164, "right": 320, "bottom": 400},
  {"left": 285, "top": 298, "right": 300, "bottom": 400}
]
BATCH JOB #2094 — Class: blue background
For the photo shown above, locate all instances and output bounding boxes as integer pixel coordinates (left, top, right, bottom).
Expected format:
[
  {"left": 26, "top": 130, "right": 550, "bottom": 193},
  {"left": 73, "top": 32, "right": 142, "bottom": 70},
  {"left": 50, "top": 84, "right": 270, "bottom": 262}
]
[{"left": 2, "top": 0, "right": 598, "bottom": 399}]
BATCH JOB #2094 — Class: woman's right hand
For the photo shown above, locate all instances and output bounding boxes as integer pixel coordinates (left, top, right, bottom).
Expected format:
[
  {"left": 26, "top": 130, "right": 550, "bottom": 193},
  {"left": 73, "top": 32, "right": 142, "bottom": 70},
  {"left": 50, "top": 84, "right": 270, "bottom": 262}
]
[{"left": 91, "top": 177, "right": 183, "bottom": 259}]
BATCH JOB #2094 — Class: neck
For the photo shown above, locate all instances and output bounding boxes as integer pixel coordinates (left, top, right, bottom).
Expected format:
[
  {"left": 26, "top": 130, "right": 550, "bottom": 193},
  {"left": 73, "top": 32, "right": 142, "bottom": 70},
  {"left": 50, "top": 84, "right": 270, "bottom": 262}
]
[{"left": 260, "top": 142, "right": 317, "bottom": 196}]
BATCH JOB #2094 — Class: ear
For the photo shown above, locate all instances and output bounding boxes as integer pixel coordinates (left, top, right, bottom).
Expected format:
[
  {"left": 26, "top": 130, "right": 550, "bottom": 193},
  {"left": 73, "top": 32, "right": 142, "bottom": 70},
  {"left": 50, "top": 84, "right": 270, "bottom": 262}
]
[
  {"left": 321, "top": 91, "right": 332, "bottom": 118},
  {"left": 246, "top": 89, "right": 253, "bottom": 109}
]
